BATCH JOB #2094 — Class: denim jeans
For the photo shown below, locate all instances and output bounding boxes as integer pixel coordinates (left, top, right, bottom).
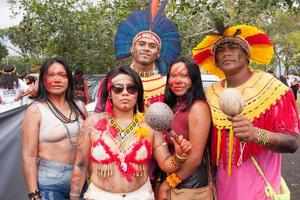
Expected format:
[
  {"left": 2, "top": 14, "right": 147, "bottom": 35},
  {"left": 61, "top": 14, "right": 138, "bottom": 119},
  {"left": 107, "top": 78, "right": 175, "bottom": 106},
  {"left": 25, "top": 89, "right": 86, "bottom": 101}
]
[{"left": 38, "top": 158, "right": 86, "bottom": 200}]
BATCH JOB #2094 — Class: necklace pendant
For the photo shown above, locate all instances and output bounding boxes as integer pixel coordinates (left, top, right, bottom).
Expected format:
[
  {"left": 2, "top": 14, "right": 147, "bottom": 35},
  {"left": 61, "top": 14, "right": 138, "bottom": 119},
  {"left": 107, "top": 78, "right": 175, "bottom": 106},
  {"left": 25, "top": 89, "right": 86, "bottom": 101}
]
[{"left": 120, "top": 131, "right": 125, "bottom": 138}]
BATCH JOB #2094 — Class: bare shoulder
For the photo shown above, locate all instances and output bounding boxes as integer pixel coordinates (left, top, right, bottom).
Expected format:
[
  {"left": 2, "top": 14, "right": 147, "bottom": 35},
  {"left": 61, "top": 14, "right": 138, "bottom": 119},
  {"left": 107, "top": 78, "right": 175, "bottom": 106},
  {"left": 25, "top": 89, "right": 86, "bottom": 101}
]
[
  {"left": 23, "top": 103, "right": 41, "bottom": 128},
  {"left": 25, "top": 103, "right": 41, "bottom": 118},
  {"left": 190, "top": 100, "right": 210, "bottom": 114}
]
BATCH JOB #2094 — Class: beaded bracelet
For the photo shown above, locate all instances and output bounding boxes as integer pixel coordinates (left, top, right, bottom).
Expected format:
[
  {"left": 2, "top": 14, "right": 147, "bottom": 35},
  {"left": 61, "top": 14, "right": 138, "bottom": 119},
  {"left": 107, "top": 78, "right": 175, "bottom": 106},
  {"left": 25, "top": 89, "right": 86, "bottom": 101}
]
[
  {"left": 171, "top": 153, "right": 187, "bottom": 168},
  {"left": 69, "top": 192, "right": 81, "bottom": 198},
  {"left": 166, "top": 173, "right": 182, "bottom": 189},
  {"left": 256, "top": 128, "right": 270, "bottom": 145},
  {"left": 28, "top": 190, "right": 41, "bottom": 200},
  {"left": 174, "top": 153, "right": 187, "bottom": 164}
]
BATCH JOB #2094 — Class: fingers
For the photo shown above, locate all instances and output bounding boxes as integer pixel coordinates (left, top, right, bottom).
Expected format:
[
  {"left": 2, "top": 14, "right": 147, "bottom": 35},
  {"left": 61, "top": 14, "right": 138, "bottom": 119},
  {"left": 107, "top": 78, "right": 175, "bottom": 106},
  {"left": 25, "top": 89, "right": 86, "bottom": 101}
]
[
  {"left": 170, "top": 134, "right": 183, "bottom": 144},
  {"left": 180, "top": 139, "right": 192, "bottom": 153},
  {"left": 170, "top": 135, "right": 192, "bottom": 156}
]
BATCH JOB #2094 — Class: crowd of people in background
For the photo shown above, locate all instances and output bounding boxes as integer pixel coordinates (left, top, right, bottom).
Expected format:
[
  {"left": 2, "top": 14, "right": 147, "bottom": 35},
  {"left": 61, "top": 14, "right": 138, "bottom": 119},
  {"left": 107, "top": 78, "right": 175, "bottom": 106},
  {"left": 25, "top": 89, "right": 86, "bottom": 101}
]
[{"left": 0, "top": 64, "right": 91, "bottom": 113}]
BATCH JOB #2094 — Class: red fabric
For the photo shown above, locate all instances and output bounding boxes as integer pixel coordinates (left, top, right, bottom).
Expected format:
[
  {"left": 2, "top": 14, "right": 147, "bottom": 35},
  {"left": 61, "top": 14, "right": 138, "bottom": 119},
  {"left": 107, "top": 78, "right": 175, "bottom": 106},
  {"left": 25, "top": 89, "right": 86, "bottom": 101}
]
[
  {"left": 211, "top": 90, "right": 300, "bottom": 168},
  {"left": 211, "top": 126, "right": 218, "bottom": 165},
  {"left": 221, "top": 128, "right": 227, "bottom": 170},
  {"left": 94, "top": 79, "right": 105, "bottom": 113},
  {"left": 245, "top": 33, "right": 272, "bottom": 46}
]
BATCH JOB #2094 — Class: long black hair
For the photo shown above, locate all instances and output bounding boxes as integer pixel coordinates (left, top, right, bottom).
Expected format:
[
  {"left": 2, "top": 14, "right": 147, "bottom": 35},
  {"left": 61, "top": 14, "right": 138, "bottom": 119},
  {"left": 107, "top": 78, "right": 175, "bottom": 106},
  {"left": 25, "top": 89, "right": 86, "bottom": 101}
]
[
  {"left": 99, "top": 65, "right": 144, "bottom": 113},
  {"left": 164, "top": 57, "right": 206, "bottom": 110},
  {"left": 35, "top": 56, "right": 85, "bottom": 119}
]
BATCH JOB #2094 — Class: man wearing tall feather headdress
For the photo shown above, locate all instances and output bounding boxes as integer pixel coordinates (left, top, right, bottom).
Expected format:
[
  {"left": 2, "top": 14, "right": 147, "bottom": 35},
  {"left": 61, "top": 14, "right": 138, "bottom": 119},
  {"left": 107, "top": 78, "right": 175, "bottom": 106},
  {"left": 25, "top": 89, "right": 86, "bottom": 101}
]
[
  {"left": 94, "top": 0, "right": 181, "bottom": 112},
  {"left": 192, "top": 23, "right": 300, "bottom": 199}
]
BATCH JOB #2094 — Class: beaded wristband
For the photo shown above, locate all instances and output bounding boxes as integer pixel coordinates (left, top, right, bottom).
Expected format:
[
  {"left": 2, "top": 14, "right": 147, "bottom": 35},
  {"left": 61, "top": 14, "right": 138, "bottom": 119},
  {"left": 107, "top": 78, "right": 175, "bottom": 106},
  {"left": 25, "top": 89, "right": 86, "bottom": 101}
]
[
  {"left": 166, "top": 173, "right": 182, "bottom": 189},
  {"left": 256, "top": 128, "right": 270, "bottom": 145},
  {"left": 28, "top": 190, "right": 41, "bottom": 200},
  {"left": 171, "top": 155, "right": 179, "bottom": 167}
]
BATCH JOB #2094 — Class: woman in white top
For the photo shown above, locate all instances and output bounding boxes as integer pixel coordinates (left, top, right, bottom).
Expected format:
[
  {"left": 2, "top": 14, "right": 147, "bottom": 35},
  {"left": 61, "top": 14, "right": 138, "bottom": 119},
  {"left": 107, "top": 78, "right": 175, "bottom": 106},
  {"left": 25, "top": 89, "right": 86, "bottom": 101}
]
[{"left": 22, "top": 57, "right": 88, "bottom": 200}]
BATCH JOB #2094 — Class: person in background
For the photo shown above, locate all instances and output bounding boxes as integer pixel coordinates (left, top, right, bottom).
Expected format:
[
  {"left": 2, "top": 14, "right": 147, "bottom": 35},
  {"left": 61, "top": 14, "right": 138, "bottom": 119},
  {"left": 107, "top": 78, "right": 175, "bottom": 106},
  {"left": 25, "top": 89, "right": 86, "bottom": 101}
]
[
  {"left": 25, "top": 75, "right": 36, "bottom": 85},
  {"left": 73, "top": 68, "right": 90, "bottom": 104},
  {"left": 279, "top": 75, "right": 288, "bottom": 86},
  {"left": 192, "top": 24, "right": 300, "bottom": 199},
  {"left": 158, "top": 57, "right": 212, "bottom": 199},
  {"left": 290, "top": 78, "right": 299, "bottom": 100},
  {"left": 22, "top": 57, "right": 88, "bottom": 200},
  {"left": 24, "top": 75, "right": 38, "bottom": 99},
  {"left": 69, "top": 65, "right": 191, "bottom": 200},
  {"left": 0, "top": 64, "right": 28, "bottom": 104}
]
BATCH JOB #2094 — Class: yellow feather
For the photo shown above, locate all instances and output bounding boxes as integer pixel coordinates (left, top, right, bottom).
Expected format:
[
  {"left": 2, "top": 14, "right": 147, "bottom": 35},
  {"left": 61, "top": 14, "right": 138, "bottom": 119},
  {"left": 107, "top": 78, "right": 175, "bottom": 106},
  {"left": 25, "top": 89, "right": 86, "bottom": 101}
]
[
  {"left": 225, "top": 25, "right": 263, "bottom": 38},
  {"left": 135, "top": 127, "right": 149, "bottom": 138},
  {"left": 192, "top": 35, "right": 221, "bottom": 54},
  {"left": 250, "top": 45, "right": 274, "bottom": 64}
]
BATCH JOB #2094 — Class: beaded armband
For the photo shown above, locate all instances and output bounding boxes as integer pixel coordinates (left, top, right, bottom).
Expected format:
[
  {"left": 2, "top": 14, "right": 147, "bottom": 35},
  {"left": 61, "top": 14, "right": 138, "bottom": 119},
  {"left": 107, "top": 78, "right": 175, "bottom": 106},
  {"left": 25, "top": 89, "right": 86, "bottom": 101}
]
[
  {"left": 256, "top": 128, "right": 270, "bottom": 145},
  {"left": 28, "top": 190, "right": 41, "bottom": 200},
  {"left": 166, "top": 173, "right": 182, "bottom": 188}
]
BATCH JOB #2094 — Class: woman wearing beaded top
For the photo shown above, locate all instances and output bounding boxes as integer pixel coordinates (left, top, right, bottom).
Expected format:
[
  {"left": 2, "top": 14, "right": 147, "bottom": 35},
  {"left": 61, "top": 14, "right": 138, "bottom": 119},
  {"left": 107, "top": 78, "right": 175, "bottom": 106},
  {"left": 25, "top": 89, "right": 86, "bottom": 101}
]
[
  {"left": 69, "top": 65, "right": 191, "bottom": 200},
  {"left": 22, "top": 57, "right": 87, "bottom": 200}
]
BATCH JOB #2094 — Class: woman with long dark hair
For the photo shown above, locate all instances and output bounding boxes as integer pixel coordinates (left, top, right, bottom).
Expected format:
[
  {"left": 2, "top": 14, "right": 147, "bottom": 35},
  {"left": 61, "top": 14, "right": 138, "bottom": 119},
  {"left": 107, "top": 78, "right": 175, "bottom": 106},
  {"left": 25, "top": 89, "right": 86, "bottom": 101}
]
[
  {"left": 158, "top": 57, "right": 212, "bottom": 200},
  {"left": 22, "top": 57, "right": 87, "bottom": 200}
]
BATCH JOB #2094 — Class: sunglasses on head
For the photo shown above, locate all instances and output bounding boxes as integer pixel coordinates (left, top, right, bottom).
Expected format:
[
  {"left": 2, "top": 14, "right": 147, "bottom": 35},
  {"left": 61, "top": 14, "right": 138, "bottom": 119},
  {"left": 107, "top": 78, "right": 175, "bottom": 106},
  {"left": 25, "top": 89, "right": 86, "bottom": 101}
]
[{"left": 111, "top": 83, "right": 138, "bottom": 95}]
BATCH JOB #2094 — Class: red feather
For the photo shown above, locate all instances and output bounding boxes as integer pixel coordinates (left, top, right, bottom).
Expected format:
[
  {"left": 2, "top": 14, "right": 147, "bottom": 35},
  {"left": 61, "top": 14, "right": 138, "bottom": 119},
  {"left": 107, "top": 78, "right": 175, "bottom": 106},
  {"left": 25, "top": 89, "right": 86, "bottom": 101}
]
[
  {"left": 192, "top": 49, "right": 213, "bottom": 64},
  {"left": 245, "top": 33, "right": 272, "bottom": 45},
  {"left": 150, "top": 0, "right": 160, "bottom": 30}
]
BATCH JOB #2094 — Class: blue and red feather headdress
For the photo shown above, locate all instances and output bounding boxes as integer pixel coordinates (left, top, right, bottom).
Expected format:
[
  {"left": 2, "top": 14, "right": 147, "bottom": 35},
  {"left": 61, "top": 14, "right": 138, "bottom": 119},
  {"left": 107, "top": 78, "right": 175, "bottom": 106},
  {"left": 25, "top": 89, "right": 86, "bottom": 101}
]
[{"left": 115, "top": 0, "right": 181, "bottom": 75}]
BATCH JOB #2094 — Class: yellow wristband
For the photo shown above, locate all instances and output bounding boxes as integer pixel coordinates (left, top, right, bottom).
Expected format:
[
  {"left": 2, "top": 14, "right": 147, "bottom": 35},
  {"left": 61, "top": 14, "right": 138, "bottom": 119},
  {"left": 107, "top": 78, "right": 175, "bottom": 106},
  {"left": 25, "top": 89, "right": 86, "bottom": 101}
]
[{"left": 166, "top": 173, "right": 182, "bottom": 189}]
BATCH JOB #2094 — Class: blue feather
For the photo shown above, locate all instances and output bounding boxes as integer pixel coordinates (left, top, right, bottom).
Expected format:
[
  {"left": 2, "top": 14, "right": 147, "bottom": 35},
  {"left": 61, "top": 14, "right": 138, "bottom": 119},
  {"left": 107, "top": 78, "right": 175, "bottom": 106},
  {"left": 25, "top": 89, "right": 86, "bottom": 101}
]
[{"left": 115, "top": 0, "right": 180, "bottom": 73}]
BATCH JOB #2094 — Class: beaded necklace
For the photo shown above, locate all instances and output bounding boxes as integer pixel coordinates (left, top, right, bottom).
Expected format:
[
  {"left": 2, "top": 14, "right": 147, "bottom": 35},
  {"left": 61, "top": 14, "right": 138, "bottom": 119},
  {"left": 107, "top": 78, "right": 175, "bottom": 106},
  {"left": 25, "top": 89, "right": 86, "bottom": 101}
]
[
  {"left": 130, "top": 64, "right": 159, "bottom": 78},
  {"left": 46, "top": 99, "right": 80, "bottom": 149},
  {"left": 108, "top": 116, "right": 138, "bottom": 140},
  {"left": 45, "top": 99, "right": 78, "bottom": 123},
  {"left": 108, "top": 115, "right": 139, "bottom": 151}
]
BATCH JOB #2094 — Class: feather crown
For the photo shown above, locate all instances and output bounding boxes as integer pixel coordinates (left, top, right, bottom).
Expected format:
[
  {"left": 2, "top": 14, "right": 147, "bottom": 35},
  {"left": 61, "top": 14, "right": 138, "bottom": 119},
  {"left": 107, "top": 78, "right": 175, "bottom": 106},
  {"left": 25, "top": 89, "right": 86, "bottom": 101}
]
[
  {"left": 115, "top": 0, "right": 181, "bottom": 75},
  {"left": 192, "top": 21, "right": 273, "bottom": 78}
]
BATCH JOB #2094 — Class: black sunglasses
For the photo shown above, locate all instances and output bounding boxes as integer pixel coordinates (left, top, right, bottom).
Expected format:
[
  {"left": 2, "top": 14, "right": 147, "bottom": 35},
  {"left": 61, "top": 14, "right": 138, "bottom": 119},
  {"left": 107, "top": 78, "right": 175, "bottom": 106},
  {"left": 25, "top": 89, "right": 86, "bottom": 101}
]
[{"left": 111, "top": 83, "right": 138, "bottom": 95}]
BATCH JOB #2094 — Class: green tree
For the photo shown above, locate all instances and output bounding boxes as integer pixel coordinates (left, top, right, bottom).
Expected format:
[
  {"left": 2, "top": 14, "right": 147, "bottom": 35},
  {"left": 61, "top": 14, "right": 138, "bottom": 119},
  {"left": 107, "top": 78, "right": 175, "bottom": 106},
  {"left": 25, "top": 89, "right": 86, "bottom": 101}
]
[
  {"left": 0, "top": 43, "right": 8, "bottom": 63},
  {"left": 3, "top": 0, "right": 300, "bottom": 74}
]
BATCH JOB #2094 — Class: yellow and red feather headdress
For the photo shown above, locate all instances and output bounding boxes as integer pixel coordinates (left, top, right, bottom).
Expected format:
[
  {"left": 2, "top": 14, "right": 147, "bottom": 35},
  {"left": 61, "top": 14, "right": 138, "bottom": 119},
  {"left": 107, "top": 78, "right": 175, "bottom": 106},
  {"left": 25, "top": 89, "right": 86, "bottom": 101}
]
[{"left": 192, "top": 24, "right": 274, "bottom": 78}]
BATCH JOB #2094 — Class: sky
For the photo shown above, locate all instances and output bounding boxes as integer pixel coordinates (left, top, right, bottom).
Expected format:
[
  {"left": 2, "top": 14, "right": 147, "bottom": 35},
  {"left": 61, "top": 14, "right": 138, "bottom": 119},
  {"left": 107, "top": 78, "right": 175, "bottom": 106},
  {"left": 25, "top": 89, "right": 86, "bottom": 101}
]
[
  {"left": 0, "top": 0, "right": 22, "bottom": 56},
  {"left": 0, "top": 0, "right": 22, "bottom": 29}
]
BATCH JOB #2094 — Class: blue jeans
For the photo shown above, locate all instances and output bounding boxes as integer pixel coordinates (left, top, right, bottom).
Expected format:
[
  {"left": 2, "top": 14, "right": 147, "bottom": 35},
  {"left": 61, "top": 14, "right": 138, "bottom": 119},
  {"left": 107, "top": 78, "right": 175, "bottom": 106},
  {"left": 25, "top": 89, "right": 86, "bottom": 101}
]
[{"left": 38, "top": 158, "right": 86, "bottom": 200}]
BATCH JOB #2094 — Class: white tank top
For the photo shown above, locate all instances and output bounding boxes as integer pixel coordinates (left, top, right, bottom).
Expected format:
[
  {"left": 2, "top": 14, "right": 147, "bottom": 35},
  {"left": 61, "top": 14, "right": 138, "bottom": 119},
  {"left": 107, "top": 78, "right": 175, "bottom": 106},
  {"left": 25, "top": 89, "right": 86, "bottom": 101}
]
[{"left": 35, "top": 102, "right": 83, "bottom": 144}]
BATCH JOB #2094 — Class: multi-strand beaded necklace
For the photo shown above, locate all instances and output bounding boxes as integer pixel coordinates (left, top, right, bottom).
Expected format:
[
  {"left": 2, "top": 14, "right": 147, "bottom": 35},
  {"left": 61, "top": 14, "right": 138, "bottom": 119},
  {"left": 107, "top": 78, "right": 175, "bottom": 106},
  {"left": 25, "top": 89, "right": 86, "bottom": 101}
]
[{"left": 45, "top": 99, "right": 80, "bottom": 150}]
